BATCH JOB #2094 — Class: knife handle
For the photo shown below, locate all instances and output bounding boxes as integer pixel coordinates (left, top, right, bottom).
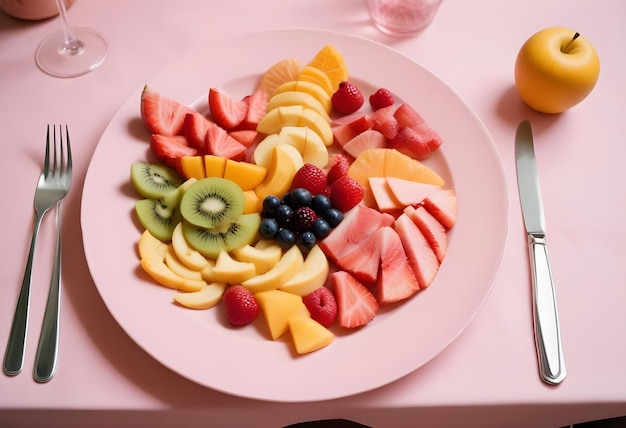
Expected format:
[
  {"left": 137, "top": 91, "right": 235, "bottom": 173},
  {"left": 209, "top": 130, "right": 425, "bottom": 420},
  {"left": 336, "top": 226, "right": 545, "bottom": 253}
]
[{"left": 528, "top": 233, "right": 566, "bottom": 385}]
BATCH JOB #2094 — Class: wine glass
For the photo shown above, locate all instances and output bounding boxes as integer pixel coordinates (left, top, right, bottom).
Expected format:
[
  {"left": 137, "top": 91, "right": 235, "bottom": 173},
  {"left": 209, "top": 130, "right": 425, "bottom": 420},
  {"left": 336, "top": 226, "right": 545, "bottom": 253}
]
[{"left": 35, "top": 0, "right": 108, "bottom": 78}]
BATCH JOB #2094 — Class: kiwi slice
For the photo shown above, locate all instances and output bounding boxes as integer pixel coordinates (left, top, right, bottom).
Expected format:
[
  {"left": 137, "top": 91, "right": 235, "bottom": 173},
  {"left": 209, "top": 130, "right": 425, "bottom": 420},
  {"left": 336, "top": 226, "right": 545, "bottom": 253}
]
[
  {"left": 135, "top": 188, "right": 182, "bottom": 242},
  {"left": 130, "top": 162, "right": 183, "bottom": 199},
  {"left": 181, "top": 213, "right": 261, "bottom": 259},
  {"left": 180, "top": 177, "right": 245, "bottom": 229}
]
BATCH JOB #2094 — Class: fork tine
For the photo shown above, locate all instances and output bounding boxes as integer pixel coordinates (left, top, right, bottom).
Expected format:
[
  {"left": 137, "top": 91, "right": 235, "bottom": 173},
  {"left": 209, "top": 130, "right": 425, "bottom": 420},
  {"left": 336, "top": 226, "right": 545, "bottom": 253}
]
[
  {"left": 44, "top": 125, "right": 51, "bottom": 178},
  {"left": 53, "top": 125, "right": 59, "bottom": 177},
  {"left": 65, "top": 125, "right": 72, "bottom": 176}
]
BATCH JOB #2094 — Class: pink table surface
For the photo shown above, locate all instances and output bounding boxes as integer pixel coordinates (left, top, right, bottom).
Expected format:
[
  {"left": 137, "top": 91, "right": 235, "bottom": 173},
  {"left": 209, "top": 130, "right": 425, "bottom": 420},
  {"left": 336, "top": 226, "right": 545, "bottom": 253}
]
[{"left": 1, "top": 0, "right": 625, "bottom": 427}]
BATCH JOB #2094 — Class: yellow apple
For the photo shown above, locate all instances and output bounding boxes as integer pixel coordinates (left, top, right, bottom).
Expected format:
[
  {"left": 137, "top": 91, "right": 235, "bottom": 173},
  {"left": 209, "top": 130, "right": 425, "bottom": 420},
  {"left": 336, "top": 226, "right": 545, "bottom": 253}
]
[
  {"left": 280, "top": 245, "right": 329, "bottom": 296},
  {"left": 515, "top": 27, "right": 600, "bottom": 114},
  {"left": 241, "top": 245, "right": 304, "bottom": 293},
  {"left": 211, "top": 250, "right": 257, "bottom": 284},
  {"left": 173, "top": 281, "right": 227, "bottom": 310}
]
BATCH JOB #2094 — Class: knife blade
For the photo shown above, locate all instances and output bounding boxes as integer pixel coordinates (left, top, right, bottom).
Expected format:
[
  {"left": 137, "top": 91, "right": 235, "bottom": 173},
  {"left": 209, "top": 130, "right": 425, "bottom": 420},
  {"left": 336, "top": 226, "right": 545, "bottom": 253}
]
[{"left": 515, "top": 120, "right": 566, "bottom": 385}]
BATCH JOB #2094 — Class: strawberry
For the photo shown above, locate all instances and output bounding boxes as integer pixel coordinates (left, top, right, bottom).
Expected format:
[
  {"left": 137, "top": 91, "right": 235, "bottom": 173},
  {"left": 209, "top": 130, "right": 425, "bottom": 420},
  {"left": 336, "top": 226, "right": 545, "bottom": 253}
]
[
  {"left": 326, "top": 154, "right": 351, "bottom": 184},
  {"left": 371, "top": 104, "right": 399, "bottom": 139},
  {"left": 141, "top": 86, "right": 194, "bottom": 136},
  {"left": 149, "top": 134, "right": 200, "bottom": 176},
  {"left": 329, "top": 175, "right": 364, "bottom": 212},
  {"left": 388, "top": 126, "right": 441, "bottom": 161},
  {"left": 369, "top": 88, "right": 395, "bottom": 111},
  {"left": 205, "top": 123, "right": 247, "bottom": 160},
  {"left": 342, "top": 129, "right": 387, "bottom": 159},
  {"left": 240, "top": 89, "right": 268, "bottom": 130},
  {"left": 223, "top": 285, "right": 260, "bottom": 326},
  {"left": 182, "top": 112, "right": 213, "bottom": 152},
  {"left": 229, "top": 129, "right": 260, "bottom": 148},
  {"left": 302, "top": 287, "right": 338, "bottom": 328},
  {"left": 208, "top": 87, "right": 248, "bottom": 130},
  {"left": 291, "top": 163, "right": 328, "bottom": 195},
  {"left": 331, "top": 81, "right": 364, "bottom": 115},
  {"left": 330, "top": 271, "right": 379, "bottom": 328}
]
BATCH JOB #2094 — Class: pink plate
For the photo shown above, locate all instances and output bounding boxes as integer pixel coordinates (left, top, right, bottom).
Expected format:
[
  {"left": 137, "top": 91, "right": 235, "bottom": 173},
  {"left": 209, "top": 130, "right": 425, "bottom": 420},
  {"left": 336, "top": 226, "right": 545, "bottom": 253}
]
[{"left": 81, "top": 29, "right": 508, "bottom": 402}]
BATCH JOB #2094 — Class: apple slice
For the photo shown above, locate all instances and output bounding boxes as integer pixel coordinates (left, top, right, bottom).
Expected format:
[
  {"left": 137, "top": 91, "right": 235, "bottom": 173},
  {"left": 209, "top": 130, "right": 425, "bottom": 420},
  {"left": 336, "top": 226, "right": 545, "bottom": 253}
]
[
  {"left": 266, "top": 91, "right": 330, "bottom": 121},
  {"left": 212, "top": 250, "right": 257, "bottom": 284},
  {"left": 171, "top": 222, "right": 210, "bottom": 270},
  {"left": 280, "top": 245, "right": 330, "bottom": 296},
  {"left": 241, "top": 245, "right": 304, "bottom": 294},
  {"left": 164, "top": 245, "right": 203, "bottom": 281},
  {"left": 140, "top": 258, "right": 206, "bottom": 292},
  {"left": 173, "top": 281, "right": 227, "bottom": 310},
  {"left": 232, "top": 240, "right": 282, "bottom": 275}
]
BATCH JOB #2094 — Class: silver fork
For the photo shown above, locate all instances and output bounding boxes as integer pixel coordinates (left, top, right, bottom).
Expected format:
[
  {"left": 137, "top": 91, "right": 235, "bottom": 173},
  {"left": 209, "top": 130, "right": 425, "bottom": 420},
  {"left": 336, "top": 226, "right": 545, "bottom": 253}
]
[{"left": 3, "top": 125, "right": 72, "bottom": 378}]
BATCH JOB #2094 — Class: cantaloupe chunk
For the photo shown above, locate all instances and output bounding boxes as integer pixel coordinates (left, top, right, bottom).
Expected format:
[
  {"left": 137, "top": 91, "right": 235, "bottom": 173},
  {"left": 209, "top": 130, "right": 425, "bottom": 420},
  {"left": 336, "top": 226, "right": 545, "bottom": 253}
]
[
  {"left": 181, "top": 156, "right": 206, "bottom": 180},
  {"left": 223, "top": 159, "right": 267, "bottom": 191},
  {"left": 255, "top": 289, "right": 308, "bottom": 340},
  {"left": 287, "top": 313, "right": 334, "bottom": 354},
  {"left": 203, "top": 154, "right": 227, "bottom": 178}
]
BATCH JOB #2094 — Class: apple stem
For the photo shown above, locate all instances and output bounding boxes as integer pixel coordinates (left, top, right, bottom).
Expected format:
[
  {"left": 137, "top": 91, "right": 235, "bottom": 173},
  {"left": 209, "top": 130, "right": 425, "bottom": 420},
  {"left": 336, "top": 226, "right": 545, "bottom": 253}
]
[{"left": 562, "top": 32, "right": 581, "bottom": 53}]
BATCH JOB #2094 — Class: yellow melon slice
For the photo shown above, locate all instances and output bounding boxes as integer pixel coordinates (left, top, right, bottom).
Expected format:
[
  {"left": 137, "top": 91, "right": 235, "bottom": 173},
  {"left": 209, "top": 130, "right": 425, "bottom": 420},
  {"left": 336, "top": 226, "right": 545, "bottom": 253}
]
[{"left": 287, "top": 313, "right": 334, "bottom": 354}]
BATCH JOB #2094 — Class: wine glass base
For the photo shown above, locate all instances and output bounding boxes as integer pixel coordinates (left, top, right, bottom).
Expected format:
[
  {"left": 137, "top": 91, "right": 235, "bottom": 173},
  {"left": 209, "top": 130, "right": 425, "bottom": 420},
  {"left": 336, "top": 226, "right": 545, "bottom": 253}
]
[{"left": 36, "top": 27, "right": 108, "bottom": 78}]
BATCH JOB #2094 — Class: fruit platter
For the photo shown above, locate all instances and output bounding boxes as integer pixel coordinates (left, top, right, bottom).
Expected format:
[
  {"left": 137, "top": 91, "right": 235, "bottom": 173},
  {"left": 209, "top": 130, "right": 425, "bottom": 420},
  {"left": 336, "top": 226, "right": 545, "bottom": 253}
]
[{"left": 82, "top": 29, "right": 508, "bottom": 402}]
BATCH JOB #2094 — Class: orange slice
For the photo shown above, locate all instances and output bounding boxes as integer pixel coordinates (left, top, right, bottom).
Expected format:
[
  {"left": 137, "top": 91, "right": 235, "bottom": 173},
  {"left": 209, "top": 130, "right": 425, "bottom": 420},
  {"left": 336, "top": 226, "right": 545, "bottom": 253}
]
[
  {"left": 307, "top": 44, "right": 348, "bottom": 92},
  {"left": 348, "top": 148, "right": 445, "bottom": 207},
  {"left": 258, "top": 58, "right": 302, "bottom": 97}
]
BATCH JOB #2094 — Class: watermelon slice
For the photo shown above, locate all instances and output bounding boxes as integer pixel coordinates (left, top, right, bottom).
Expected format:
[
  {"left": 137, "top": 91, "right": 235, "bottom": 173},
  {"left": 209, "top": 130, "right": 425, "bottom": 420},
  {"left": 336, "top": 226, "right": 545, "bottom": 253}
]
[
  {"left": 404, "top": 205, "right": 448, "bottom": 263},
  {"left": 331, "top": 114, "right": 373, "bottom": 146},
  {"left": 140, "top": 86, "right": 195, "bottom": 136},
  {"left": 393, "top": 213, "right": 440, "bottom": 289},
  {"left": 334, "top": 230, "right": 382, "bottom": 284},
  {"left": 319, "top": 204, "right": 394, "bottom": 264},
  {"left": 342, "top": 129, "right": 387, "bottom": 158},
  {"left": 376, "top": 226, "right": 420, "bottom": 304},
  {"left": 422, "top": 189, "right": 458, "bottom": 230}
]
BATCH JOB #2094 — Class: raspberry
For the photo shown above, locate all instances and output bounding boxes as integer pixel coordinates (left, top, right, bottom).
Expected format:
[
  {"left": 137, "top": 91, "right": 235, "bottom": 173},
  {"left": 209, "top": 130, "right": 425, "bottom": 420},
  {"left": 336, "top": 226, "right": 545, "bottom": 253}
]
[
  {"left": 291, "top": 163, "right": 327, "bottom": 195},
  {"left": 326, "top": 154, "right": 351, "bottom": 184},
  {"left": 329, "top": 175, "right": 364, "bottom": 212},
  {"left": 369, "top": 88, "right": 395, "bottom": 110},
  {"left": 303, "top": 287, "right": 337, "bottom": 328},
  {"left": 292, "top": 206, "right": 317, "bottom": 233},
  {"left": 331, "top": 81, "right": 364, "bottom": 115},
  {"left": 223, "top": 285, "right": 260, "bottom": 326}
]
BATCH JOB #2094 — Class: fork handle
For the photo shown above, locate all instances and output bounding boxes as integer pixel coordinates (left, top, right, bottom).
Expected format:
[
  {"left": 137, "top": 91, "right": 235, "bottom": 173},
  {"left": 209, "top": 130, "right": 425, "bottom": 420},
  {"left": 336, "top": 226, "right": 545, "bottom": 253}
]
[
  {"left": 3, "top": 213, "right": 45, "bottom": 376},
  {"left": 34, "top": 204, "right": 63, "bottom": 383}
]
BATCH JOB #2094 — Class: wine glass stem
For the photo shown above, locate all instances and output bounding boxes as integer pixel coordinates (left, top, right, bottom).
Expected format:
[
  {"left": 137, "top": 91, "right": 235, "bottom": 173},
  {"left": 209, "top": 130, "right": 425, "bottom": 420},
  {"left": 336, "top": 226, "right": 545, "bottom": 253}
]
[{"left": 55, "top": 0, "right": 84, "bottom": 56}]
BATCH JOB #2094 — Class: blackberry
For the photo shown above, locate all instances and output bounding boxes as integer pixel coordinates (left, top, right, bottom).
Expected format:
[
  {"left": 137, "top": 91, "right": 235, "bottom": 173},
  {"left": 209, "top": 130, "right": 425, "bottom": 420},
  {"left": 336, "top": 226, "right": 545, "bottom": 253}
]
[{"left": 292, "top": 206, "right": 317, "bottom": 233}]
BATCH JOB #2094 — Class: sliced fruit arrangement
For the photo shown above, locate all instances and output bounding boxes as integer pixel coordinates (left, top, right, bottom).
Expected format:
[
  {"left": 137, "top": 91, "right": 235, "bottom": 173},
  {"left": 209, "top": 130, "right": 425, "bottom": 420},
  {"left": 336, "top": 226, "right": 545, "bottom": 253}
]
[{"left": 130, "top": 44, "right": 459, "bottom": 356}]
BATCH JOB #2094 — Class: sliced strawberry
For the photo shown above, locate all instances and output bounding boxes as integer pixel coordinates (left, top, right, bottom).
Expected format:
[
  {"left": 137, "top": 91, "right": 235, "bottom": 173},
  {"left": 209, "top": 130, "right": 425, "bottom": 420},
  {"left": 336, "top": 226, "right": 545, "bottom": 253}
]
[
  {"left": 393, "top": 213, "right": 439, "bottom": 289},
  {"left": 205, "top": 123, "right": 247, "bottom": 161},
  {"left": 239, "top": 89, "right": 268, "bottom": 130},
  {"left": 182, "top": 112, "right": 213, "bottom": 152},
  {"left": 388, "top": 126, "right": 440, "bottom": 161},
  {"left": 342, "top": 129, "right": 387, "bottom": 159},
  {"left": 422, "top": 189, "right": 458, "bottom": 230},
  {"left": 331, "top": 114, "right": 373, "bottom": 146},
  {"left": 329, "top": 175, "right": 364, "bottom": 212},
  {"left": 371, "top": 104, "right": 399, "bottom": 140},
  {"left": 376, "top": 226, "right": 420, "bottom": 304},
  {"left": 393, "top": 102, "right": 425, "bottom": 128},
  {"left": 326, "top": 153, "right": 351, "bottom": 184},
  {"left": 319, "top": 204, "right": 394, "bottom": 263},
  {"left": 330, "top": 271, "right": 379, "bottom": 328},
  {"left": 405, "top": 205, "right": 448, "bottom": 263},
  {"left": 229, "top": 129, "right": 260, "bottom": 147},
  {"left": 149, "top": 134, "right": 200, "bottom": 176},
  {"left": 334, "top": 230, "right": 382, "bottom": 284},
  {"left": 208, "top": 87, "right": 248, "bottom": 130},
  {"left": 141, "top": 86, "right": 194, "bottom": 136}
]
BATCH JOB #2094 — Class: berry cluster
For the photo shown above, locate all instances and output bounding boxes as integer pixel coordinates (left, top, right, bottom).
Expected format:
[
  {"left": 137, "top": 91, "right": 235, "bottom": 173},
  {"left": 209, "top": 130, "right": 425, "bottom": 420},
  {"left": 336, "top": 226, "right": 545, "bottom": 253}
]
[{"left": 259, "top": 188, "right": 344, "bottom": 252}]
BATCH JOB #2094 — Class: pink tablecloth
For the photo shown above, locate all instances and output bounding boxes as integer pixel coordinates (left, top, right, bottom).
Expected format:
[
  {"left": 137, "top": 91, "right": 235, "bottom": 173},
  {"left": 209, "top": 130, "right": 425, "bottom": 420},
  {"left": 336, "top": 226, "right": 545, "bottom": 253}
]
[{"left": 1, "top": 1, "right": 625, "bottom": 427}]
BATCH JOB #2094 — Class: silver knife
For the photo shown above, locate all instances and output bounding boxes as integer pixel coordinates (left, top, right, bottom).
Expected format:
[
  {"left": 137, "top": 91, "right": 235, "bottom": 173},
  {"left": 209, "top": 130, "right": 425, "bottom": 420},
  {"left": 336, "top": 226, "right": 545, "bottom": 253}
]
[{"left": 515, "top": 120, "right": 566, "bottom": 385}]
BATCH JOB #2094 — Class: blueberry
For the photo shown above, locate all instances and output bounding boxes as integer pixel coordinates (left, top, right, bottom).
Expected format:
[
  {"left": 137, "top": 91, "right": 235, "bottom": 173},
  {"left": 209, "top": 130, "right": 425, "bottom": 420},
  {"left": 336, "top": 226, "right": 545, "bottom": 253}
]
[
  {"left": 274, "top": 204, "right": 293, "bottom": 228},
  {"left": 275, "top": 228, "right": 296, "bottom": 249},
  {"left": 310, "top": 194, "right": 332, "bottom": 215},
  {"left": 324, "top": 208, "right": 344, "bottom": 228},
  {"left": 262, "top": 195, "right": 281, "bottom": 217},
  {"left": 311, "top": 218, "right": 331, "bottom": 239},
  {"left": 281, "top": 191, "right": 292, "bottom": 206},
  {"left": 296, "top": 231, "right": 317, "bottom": 252},
  {"left": 259, "top": 218, "right": 279, "bottom": 239},
  {"left": 289, "top": 188, "right": 313, "bottom": 209}
]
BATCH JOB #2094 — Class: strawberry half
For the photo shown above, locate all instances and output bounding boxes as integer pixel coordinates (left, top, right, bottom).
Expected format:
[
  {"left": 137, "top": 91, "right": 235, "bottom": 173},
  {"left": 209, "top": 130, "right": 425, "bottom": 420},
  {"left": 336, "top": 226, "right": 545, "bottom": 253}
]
[
  {"left": 302, "top": 287, "right": 338, "bottom": 328},
  {"left": 331, "top": 271, "right": 379, "bottom": 328},
  {"left": 141, "top": 86, "right": 194, "bottom": 136},
  {"left": 208, "top": 87, "right": 248, "bottom": 130},
  {"left": 239, "top": 89, "right": 268, "bottom": 130},
  {"left": 329, "top": 175, "right": 364, "bottom": 212},
  {"left": 205, "top": 123, "right": 247, "bottom": 160},
  {"left": 149, "top": 134, "right": 200, "bottom": 176},
  {"left": 182, "top": 112, "right": 213, "bottom": 152},
  {"left": 223, "top": 285, "right": 260, "bottom": 326}
]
